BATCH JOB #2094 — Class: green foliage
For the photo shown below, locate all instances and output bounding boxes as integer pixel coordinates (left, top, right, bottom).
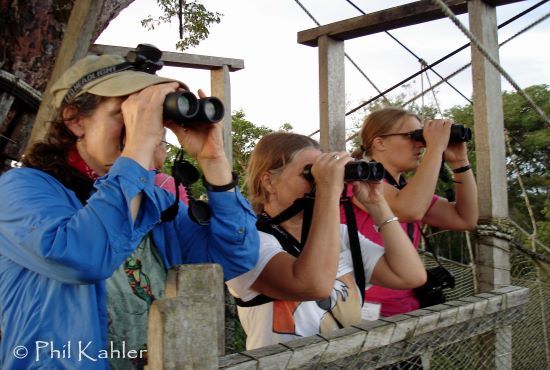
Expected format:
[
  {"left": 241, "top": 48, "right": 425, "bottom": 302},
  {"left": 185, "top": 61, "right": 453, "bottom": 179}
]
[
  {"left": 141, "top": 0, "right": 222, "bottom": 51},
  {"left": 447, "top": 84, "right": 550, "bottom": 250},
  {"left": 231, "top": 110, "right": 273, "bottom": 195},
  {"left": 161, "top": 110, "right": 274, "bottom": 198}
]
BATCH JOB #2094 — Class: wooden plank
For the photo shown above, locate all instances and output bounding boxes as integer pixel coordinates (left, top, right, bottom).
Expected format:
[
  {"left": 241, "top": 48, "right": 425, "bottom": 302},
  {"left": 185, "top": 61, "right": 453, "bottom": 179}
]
[
  {"left": 318, "top": 327, "right": 366, "bottom": 364},
  {"left": 284, "top": 336, "right": 328, "bottom": 370},
  {"left": 211, "top": 66, "right": 233, "bottom": 163},
  {"left": 27, "top": 0, "right": 107, "bottom": 148},
  {"left": 91, "top": 44, "right": 244, "bottom": 71},
  {"left": 318, "top": 36, "right": 345, "bottom": 151},
  {"left": 297, "top": 0, "right": 527, "bottom": 46}
]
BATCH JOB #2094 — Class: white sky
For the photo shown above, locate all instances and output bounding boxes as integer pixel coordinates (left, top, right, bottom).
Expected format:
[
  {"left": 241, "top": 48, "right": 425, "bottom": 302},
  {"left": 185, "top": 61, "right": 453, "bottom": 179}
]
[{"left": 97, "top": 0, "right": 550, "bottom": 138}]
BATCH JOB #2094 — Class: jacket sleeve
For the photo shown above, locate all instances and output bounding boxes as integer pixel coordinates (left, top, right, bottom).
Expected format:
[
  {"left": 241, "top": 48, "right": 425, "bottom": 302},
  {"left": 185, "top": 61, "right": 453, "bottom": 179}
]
[
  {"left": 0, "top": 158, "right": 162, "bottom": 284},
  {"left": 158, "top": 186, "right": 260, "bottom": 281}
]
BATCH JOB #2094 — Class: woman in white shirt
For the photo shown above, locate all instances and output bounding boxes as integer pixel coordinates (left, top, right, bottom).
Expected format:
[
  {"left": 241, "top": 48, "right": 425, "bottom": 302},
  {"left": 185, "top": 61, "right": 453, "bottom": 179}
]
[{"left": 227, "top": 132, "right": 427, "bottom": 350}]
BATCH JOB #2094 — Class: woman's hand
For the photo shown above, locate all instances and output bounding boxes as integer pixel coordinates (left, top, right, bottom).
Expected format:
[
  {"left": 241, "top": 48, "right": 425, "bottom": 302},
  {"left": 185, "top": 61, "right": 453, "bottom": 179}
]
[
  {"left": 165, "top": 89, "right": 232, "bottom": 186},
  {"left": 444, "top": 141, "right": 469, "bottom": 166},
  {"left": 422, "top": 119, "right": 453, "bottom": 154},
  {"left": 310, "top": 152, "right": 352, "bottom": 198},
  {"left": 121, "top": 82, "right": 180, "bottom": 168},
  {"left": 165, "top": 89, "right": 225, "bottom": 162},
  {"left": 351, "top": 180, "right": 385, "bottom": 207}
]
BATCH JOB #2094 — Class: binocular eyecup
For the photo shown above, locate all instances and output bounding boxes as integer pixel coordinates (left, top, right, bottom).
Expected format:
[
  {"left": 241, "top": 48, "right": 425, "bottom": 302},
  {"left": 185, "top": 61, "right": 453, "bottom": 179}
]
[
  {"left": 410, "top": 124, "right": 472, "bottom": 144},
  {"left": 303, "top": 160, "right": 384, "bottom": 183},
  {"left": 163, "top": 91, "right": 225, "bottom": 126}
]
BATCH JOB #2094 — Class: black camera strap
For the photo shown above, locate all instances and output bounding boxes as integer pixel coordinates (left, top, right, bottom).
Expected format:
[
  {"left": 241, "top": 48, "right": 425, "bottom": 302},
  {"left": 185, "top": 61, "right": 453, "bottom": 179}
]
[
  {"left": 234, "top": 193, "right": 366, "bottom": 308},
  {"left": 341, "top": 195, "right": 366, "bottom": 304},
  {"left": 234, "top": 200, "right": 309, "bottom": 307}
]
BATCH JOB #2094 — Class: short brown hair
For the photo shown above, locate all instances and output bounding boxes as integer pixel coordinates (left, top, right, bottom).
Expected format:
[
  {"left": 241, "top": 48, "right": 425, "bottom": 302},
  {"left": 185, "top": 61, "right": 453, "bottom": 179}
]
[
  {"left": 352, "top": 106, "right": 419, "bottom": 159},
  {"left": 246, "top": 132, "right": 320, "bottom": 214}
]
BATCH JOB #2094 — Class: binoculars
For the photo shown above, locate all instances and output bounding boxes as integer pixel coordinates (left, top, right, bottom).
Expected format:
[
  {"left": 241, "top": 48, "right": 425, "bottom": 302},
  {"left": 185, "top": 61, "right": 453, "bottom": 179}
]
[
  {"left": 303, "top": 160, "right": 384, "bottom": 182},
  {"left": 163, "top": 91, "right": 225, "bottom": 126},
  {"left": 410, "top": 124, "right": 472, "bottom": 144},
  {"left": 125, "top": 44, "right": 225, "bottom": 126}
]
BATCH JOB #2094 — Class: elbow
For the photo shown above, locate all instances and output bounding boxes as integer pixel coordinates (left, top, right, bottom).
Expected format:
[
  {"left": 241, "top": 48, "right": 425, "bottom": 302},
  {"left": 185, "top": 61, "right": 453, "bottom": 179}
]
[
  {"left": 298, "top": 280, "right": 333, "bottom": 301},
  {"left": 399, "top": 270, "right": 428, "bottom": 289},
  {"left": 394, "top": 208, "right": 425, "bottom": 223},
  {"left": 411, "top": 269, "right": 428, "bottom": 288},
  {"left": 464, "top": 222, "right": 478, "bottom": 231}
]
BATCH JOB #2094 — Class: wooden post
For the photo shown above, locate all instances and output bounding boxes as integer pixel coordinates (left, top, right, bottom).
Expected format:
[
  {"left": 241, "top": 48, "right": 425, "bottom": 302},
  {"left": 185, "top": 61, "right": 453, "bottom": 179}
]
[
  {"left": 318, "top": 35, "right": 346, "bottom": 151},
  {"left": 211, "top": 65, "right": 233, "bottom": 164},
  {"left": 469, "top": 1, "right": 511, "bottom": 368},
  {"left": 148, "top": 264, "right": 224, "bottom": 369},
  {"left": 26, "top": 0, "right": 106, "bottom": 148}
]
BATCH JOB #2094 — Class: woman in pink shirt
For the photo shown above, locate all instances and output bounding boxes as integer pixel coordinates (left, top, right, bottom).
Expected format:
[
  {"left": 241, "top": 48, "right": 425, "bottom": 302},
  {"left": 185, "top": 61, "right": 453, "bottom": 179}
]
[{"left": 341, "top": 107, "right": 478, "bottom": 317}]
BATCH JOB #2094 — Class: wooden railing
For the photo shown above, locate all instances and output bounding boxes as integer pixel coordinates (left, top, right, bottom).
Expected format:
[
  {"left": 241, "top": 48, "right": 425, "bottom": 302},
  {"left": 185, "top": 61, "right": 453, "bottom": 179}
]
[{"left": 147, "top": 264, "right": 529, "bottom": 370}]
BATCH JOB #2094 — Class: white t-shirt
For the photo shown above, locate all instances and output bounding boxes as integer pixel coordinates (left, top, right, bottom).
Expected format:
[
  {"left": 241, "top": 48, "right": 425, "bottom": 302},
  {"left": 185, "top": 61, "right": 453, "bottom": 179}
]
[{"left": 226, "top": 224, "right": 384, "bottom": 350}]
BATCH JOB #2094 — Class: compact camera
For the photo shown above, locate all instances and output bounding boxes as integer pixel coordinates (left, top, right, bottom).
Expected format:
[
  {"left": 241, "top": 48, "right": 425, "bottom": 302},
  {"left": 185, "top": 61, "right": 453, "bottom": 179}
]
[
  {"left": 410, "top": 124, "right": 472, "bottom": 144},
  {"left": 303, "top": 160, "right": 384, "bottom": 182}
]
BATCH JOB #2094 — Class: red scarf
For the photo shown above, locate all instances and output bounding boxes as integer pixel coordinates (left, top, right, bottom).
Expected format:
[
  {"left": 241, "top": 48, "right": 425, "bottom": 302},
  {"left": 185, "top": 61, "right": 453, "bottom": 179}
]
[{"left": 67, "top": 146, "right": 99, "bottom": 180}]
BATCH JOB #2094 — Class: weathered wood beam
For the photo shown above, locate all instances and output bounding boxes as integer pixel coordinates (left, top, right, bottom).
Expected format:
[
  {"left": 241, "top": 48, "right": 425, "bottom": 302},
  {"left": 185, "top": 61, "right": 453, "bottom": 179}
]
[
  {"left": 91, "top": 44, "right": 244, "bottom": 71},
  {"left": 26, "top": 0, "right": 107, "bottom": 149},
  {"left": 298, "top": 0, "right": 527, "bottom": 47}
]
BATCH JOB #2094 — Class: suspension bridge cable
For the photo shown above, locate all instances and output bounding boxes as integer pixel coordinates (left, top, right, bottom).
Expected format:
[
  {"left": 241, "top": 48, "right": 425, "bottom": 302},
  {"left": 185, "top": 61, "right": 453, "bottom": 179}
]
[
  {"left": 401, "top": 9, "right": 550, "bottom": 107},
  {"left": 430, "top": 0, "right": 550, "bottom": 125},
  {"left": 293, "top": 0, "right": 391, "bottom": 104},
  {"left": 345, "top": 0, "right": 548, "bottom": 116},
  {"left": 343, "top": 0, "right": 472, "bottom": 104}
]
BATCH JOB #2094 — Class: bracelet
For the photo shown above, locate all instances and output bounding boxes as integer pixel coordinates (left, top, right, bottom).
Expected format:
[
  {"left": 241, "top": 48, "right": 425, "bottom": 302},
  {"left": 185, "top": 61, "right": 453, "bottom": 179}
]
[
  {"left": 374, "top": 216, "right": 399, "bottom": 232},
  {"left": 452, "top": 164, "right": 472, "bottom": 174},
  {"left": 202, "top": 171, "right": 238, "bottom": 192}
]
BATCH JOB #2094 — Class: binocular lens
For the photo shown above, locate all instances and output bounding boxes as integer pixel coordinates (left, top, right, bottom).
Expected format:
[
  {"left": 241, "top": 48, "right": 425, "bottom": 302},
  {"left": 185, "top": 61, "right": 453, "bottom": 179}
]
[
  {"left": 198, "top": 97, "right": 225, "bottom": 123},
  {"left": 303, "top": 160, "right": 384, "bottom": 183},
  {"left": 163, "top": 92, "right": 225, "bottom": 126},
  {"left": 163, "top": 91, "right": 199, "bottom": 122},
  {"left": 345, "top": 161, "right": 384, "bottom": 182}
]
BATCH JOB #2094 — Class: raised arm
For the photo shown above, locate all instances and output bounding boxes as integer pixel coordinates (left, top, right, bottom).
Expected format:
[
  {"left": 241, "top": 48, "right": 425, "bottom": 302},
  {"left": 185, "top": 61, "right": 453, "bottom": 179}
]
[
  {"left": 352, "top": 181, "right": 427, "bottom": 289},
  {"left": 251, "top": 152, "right": 352, "bottom": 301}
]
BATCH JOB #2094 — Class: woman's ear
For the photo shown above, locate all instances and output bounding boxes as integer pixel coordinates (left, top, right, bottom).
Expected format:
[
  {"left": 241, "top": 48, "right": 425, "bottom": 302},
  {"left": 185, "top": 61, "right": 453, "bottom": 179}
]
[
  {"left": 371, "top": 136, "right": 386, "bottom": 152},
  {"left": 260, "top": 172, "right": 276, "bottom": 196},
  {"left": 62, "top": 105, "right": 85, "bottom": 138}
]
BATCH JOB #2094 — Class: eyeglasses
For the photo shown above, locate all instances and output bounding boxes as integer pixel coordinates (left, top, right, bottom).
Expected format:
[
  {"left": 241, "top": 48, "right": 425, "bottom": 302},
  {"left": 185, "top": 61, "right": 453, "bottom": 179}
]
[{"left": 377, "top": 131, "right": 415, "bottom": 140}]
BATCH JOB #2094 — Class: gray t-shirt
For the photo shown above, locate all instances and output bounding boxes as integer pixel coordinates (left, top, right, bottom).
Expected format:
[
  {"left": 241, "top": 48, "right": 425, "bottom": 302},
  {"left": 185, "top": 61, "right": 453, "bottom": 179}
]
[{"left": 106, "top": 234, "right": 167, "bottom": 370}]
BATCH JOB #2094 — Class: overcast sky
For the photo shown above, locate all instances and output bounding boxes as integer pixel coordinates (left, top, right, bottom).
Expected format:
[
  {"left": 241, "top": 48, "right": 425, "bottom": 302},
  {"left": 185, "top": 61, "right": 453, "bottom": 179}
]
[{"left": 97, "top": 0, "right": 550, "bottom": 138}]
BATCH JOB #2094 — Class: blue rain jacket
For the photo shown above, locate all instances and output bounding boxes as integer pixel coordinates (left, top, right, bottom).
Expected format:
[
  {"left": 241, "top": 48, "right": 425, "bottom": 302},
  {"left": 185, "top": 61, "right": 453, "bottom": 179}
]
[{"left": 0, "top": 157, "right": 259, "bottom": 369}]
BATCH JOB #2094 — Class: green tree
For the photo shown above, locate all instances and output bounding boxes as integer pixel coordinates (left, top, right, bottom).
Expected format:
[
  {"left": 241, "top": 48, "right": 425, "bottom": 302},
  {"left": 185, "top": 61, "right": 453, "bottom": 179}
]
[
  {"left": 447, "top": 84, "right": 550, "bottom": 248},
  {"left": 142, "top": 0, "right": 223, "bottom": 51},
  {"left": 231, "top": 110, "right": 273, "bottom": 193}
]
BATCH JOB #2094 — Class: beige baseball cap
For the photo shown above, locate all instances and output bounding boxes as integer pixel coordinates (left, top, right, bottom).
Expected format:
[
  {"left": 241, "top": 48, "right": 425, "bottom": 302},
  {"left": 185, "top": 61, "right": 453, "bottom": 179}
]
[{"left": 50, "top": 53, "right": 189, "bottom": 109}]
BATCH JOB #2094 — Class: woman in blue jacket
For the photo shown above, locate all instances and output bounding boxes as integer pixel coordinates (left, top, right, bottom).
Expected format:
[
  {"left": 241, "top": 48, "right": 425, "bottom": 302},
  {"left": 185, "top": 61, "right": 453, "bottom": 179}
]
[{"left": 0, "top": 47, "right": 259, "bottom": 370}]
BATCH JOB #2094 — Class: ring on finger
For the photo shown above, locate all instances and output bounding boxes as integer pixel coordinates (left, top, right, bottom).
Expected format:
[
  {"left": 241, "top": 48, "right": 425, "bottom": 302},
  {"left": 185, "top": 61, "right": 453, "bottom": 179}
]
[{"left": 331, "top": 154, "right": 340, "bottom": 161}]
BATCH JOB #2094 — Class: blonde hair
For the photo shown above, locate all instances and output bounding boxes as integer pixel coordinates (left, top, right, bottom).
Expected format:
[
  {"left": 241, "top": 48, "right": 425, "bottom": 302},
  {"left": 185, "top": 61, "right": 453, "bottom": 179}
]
[
  {"left": 352, "top": 106, "right": 420, "bottom": 159},
  {"left": 246, "top": 132, "right": 320, "bottom": 214}
]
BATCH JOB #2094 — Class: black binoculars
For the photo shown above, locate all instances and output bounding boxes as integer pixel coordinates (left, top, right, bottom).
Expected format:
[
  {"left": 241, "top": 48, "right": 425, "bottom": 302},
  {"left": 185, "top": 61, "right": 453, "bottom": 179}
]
[
  {"left": 124, "top": 44, "right": 225, "bottom": 126},
  {"left": 163, "top": 91, "right": 225, "bottom": 126},
  {"left": 303, "top": 160, "right": 384, "bottom": 182},
  {"left": 410, "top": 124, "right": 472, "bottom": 144}
]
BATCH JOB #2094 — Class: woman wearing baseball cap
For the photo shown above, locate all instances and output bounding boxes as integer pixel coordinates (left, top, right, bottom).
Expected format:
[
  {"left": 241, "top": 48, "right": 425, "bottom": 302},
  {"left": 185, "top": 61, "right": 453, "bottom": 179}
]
[{"left": 0, "top": 48, "right": 259, "bottom": 369}]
